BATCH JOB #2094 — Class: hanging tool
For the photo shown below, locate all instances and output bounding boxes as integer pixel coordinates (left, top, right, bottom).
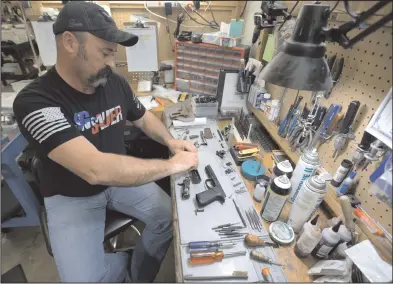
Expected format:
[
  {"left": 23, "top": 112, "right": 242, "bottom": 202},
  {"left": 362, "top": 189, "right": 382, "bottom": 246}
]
[
  {"left": 184, "top": 271, "right": 249, "bottom": 280},
  {"left": 262, "top": 268, "right": 274, "bottom": 282},
  {"left": 244, "top": 234, "right": 278, "bottom": 248},
  {"left": 232, "top": 199, "right": 247, "bottom": 227},
  {"left": 361, "top": 139, "right": 388, "bottom": 171},
  {"left": 352, "top": 127, "right": 377, "bottom": 169},
  {"left": 278, "top": 92, "right": 302, "bottom": 137},
  {"left": 188, "top": 241, "right": 236, "bottom": 250},
  {"left": 250, "top": 250, "right": 284, "bottom": 266},
  {"left": 310, "top": 104, "right": 342, "bottom": 149},
  {"left": 324, "top": 56, "right": 344, "bottom": 100},
  {"left": 275, "top": 88, "right": 288, "bottom": 126},
  {"left": 189, "top": 250, "right": 247, "bottom": 265},
  {"left": 332, "top": 101, "right": 361, "bottom": 159}
]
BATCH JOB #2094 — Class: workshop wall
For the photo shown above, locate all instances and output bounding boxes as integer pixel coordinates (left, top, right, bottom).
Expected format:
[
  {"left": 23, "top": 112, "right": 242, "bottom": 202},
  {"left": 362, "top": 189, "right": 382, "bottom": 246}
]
[
  {"left": 28, "top": 1, "right": 242, "bottom": 82},
  {"left": 245, "top": 1, "right": 393, "bottom": 234}
]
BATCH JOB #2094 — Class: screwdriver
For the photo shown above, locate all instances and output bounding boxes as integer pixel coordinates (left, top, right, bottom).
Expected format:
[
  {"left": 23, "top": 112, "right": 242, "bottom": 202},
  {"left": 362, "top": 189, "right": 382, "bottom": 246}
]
[
  {"left": 262, "top": 268, "right": 274, "bottom": 282},
  {"left": 188, "top": 241, "right": 236, "bottom": 250},
  {"left": 211, "top": 222, "right": 240, "bottom": 230},
  {"left": 189, "top": 250, "right": 247, "bottom": 265},
  {"left": 332, "top": 101, "right": 360, "bottom": 159},
  {"left": 244, "top": 234, "right": 278, "bottom": 247},
  {"left": 250, "top": 250, "right": 284, "bottom": 266}
]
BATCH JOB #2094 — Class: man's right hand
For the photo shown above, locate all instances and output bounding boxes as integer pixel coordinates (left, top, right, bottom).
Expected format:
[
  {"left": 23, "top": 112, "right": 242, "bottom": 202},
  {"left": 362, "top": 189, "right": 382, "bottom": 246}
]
[{"left": 170, "top": 151, "right": 198, "bottom": 173}]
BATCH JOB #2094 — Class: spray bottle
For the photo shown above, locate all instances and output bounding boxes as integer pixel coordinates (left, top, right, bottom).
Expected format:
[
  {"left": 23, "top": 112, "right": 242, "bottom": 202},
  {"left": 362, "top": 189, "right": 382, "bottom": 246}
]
[
  {"left": 289, "top": 148, "right": 320, "bottom": 203},
  {"left": 287, "top": 174, "right": 330, "bottom": 233},
  {"left": 311, "top": 220, "right": 343, "bottom": 259}
]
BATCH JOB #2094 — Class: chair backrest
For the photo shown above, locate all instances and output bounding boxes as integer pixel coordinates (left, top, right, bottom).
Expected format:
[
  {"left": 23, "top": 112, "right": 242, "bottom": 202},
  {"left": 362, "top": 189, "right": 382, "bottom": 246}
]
[{"left": 30, "top": 156, "right": 43, "bottom": 188}]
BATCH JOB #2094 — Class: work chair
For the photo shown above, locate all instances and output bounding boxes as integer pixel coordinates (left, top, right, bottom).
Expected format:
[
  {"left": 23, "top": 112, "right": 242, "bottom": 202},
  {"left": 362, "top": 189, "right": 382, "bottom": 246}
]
[{"left": 30, "top": 156, "right": 141, "bottom": 256}]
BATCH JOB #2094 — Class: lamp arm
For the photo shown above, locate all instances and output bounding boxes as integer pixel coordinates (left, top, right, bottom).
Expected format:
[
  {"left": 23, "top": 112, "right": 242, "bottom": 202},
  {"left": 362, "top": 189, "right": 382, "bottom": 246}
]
[{"left": 322, "top": 1, "right": 393, "bottom": 49}]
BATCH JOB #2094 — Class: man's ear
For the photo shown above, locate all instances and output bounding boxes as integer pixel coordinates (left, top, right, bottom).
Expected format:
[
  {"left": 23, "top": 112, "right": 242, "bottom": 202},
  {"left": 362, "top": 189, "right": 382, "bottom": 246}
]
[{"left": 62, "top": 31, "right": 78, "bottom": 54}]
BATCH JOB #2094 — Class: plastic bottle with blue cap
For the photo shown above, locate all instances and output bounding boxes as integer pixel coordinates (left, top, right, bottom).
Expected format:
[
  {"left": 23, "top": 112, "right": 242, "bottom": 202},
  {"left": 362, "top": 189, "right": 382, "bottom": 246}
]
[{"left": 336, "top": 171, "right": 356, "bottom": 196}]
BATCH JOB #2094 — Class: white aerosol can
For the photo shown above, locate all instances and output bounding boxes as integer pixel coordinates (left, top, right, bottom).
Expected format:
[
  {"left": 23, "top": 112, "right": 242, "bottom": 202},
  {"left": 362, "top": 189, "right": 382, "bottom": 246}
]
[
  {"left": 289, "top": 148, "right": 320, "bottom": 203},
  {"left": 287, "top": 174, "right": 328, "bottom": 233}
]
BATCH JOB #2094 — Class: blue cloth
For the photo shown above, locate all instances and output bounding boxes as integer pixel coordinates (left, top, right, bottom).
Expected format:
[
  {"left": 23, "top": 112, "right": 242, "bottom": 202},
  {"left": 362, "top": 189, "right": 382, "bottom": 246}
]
[{"left": 44, "top": 183, "right": 173, "bottom": 282}]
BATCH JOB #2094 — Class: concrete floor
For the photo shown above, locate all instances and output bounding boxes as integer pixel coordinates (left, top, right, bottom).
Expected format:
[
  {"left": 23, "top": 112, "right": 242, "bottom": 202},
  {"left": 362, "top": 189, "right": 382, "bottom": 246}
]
[{"left": 1, "top": 223, "right": 176, "bottom": 282}]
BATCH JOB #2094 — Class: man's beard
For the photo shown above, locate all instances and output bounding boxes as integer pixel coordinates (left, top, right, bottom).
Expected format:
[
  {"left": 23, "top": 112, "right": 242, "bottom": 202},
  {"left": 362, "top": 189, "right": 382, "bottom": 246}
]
[{"left": 87, "top": 66, "right": 113, "bottom": 88}]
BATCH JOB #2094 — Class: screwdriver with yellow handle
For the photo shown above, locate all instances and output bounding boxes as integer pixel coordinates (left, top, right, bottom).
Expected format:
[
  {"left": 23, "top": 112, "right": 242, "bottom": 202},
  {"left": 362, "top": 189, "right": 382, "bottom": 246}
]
[
  {"left": 262, "top": 268, "right": 274, "bottom": 282},
  {"left": 244, "top": 234, "right": 278, "bottom": 247},
  {"left": 189, "top": 250, "right": 246, "bottom": 265}
]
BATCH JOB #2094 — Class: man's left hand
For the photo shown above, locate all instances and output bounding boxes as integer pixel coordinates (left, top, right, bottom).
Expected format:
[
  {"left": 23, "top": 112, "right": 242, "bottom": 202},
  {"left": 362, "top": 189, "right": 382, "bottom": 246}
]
[{"left": 167, "top": 139, "right": 198, "bottom": 155}]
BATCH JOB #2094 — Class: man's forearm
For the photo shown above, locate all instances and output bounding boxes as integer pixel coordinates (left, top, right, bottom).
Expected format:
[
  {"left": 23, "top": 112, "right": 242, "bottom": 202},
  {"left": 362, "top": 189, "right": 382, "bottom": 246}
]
[
  {"left": 91, "top": 152, "right": 176, "bottom": 187},
  {"left": 137, "top": 111, "right": 174, "bottom": 146}
]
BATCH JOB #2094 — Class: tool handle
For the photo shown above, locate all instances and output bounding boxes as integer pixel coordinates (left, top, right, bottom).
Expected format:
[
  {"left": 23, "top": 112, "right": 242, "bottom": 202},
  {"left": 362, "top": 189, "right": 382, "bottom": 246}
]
[
  {"left": 359, "top": 129, "right": 376, "bottom": 149},
  {"left": 320, "top": 104, "right": 342, "bottom": 136},
  {"left": 294, "top": 96, "right": 303, "bottom": 109},
  {"left": 312, "top": 106, "right": 327, "bottom": 129},
  {"left": 245, "top": 234, "right": 266, "bottom": 247},
  {"left": 188, "top": 241, "right": 218, "bottom": 249},
  {"left": 250, "top": 250, "right": 270, "bottom": 263},
  {"left": 340, "top": 101, "right": 360, "bottom": 134},
  {"left": 189, "top": 252, "right": 223, "bottom": 265},
  {"left": 327, "top": 112, "right": 344, "bottom": 135},
  {"left": 278, "top": 105, "right": 293, "bottom": 136},
  {"left": 189, "top": 256, "right": 216, "bottom": 265},
  {"left": 339, "top": 196, "right": 355, "bottom": 232},
  {"left": 262, "top": 268, "right": 274, "bottom": 282}
]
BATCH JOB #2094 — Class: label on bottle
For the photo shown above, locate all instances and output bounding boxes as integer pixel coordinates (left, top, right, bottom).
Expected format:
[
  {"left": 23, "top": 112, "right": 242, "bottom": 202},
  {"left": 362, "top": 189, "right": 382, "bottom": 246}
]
[
  {"left": 289, "top": 163, "right": 316, "bottom": 203},
  {"left": 296, "top": 232, "right": 321, "bottom": 255},
  {"left": 316, "top": 244, "right": 334, "bottom": 258},
  {"left": 333, "top": 170, "right": 346, "bottom": 183},
  {"left": 261, "top": 189, "right": 287, "bottom": 222},
  {"left": 288, "top": 185, "right": 325, "bottom": 233}
]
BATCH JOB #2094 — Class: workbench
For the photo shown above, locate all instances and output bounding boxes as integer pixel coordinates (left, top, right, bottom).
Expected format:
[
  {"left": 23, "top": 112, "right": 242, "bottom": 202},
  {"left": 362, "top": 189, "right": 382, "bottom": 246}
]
[{"left": 168, "top": 119, "right": 332, "bottom": 282}]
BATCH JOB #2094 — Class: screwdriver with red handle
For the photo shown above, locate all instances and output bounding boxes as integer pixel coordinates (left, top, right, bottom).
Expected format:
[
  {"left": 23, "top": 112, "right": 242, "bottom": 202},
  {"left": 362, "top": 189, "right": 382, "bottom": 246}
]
[{"left": 189, "top": 250, "right": 246, "bottom": 265}]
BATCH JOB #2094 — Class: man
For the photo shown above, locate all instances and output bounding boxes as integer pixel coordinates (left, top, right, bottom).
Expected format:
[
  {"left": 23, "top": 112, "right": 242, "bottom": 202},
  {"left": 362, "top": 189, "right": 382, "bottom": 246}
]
[{"left": 13, "top": 2, "right": 198, "bottom": 282}]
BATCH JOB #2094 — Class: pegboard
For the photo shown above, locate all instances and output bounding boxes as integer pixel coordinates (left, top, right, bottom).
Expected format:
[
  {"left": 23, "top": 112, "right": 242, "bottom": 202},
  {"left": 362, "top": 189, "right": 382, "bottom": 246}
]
[{"left": 264, "top": 20, "right": 392, "bottom": 234}]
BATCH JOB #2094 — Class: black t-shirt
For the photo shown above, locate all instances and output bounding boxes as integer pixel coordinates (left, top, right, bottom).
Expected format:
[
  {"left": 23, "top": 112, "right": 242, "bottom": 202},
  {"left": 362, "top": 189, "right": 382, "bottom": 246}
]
[{"left": 13, "top": 67, "right": 146, "bottom": 197}]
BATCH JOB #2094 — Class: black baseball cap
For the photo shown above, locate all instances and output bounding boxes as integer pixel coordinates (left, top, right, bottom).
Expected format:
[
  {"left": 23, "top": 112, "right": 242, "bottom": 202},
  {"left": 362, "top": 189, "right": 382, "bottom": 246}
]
[{"left": 53, "top": 1, "right": 138, "bottom": 47}]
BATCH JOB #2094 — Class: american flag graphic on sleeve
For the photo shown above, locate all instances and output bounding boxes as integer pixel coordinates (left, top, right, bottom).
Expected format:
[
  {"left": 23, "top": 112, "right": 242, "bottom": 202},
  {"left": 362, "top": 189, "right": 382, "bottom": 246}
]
[{"left": 21, "top": 107, "right": 71, "bottom": 143}]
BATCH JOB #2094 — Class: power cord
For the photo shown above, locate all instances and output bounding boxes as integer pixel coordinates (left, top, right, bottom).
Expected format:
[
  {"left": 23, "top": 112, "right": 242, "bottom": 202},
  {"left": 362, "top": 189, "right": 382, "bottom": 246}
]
[
  {"left": 165, "top": 17, "right": 174, "bottom": 52},
  {"left": 193, "top": 9, "right": 219, "bottom": 28},
  {"left": 240, "top": 1, "right": 247, "bottom": 18},
  {"left": 179, "top": 4, "right": 219, "bottom": 29},
  {"left": 330, "top": 1, "right": 340, "bottom": 15},
  {"left": 209, "top": 5, "right": 219, "bottom": 27},
  {"left": 174, "top": 13, "right": 185, "bottom": 38},
  {"left": 144, "top": 1, "right": 207, "bottom": 29}
]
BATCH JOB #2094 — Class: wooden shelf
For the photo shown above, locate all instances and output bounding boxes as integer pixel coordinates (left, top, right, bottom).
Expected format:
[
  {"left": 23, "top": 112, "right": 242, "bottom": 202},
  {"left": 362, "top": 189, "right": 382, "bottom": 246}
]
[{"left": 248, "top": 103, "right": 393, "bottom": 263}]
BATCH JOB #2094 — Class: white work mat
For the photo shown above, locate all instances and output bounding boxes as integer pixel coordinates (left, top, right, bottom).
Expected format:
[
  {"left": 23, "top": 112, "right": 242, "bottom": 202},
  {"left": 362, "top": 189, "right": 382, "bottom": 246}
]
[
  {"left": 170, "top": 121, "right": 268, "bottom": 244},
  {"left": 169, "top": 120, "right": 286, "bottom": 282}
]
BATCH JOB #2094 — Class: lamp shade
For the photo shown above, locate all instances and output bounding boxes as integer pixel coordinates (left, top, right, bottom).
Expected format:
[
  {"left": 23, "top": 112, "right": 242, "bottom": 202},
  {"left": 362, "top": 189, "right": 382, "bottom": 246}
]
[{"left": 260, "top": 4, "right": 333, "bottom": 91}]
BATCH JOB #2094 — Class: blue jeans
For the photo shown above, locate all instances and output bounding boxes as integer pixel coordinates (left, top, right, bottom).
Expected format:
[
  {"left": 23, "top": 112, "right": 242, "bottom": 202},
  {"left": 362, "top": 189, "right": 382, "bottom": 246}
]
[{"left": 44, "top": 183, "right": 173, "bottom": 282}]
